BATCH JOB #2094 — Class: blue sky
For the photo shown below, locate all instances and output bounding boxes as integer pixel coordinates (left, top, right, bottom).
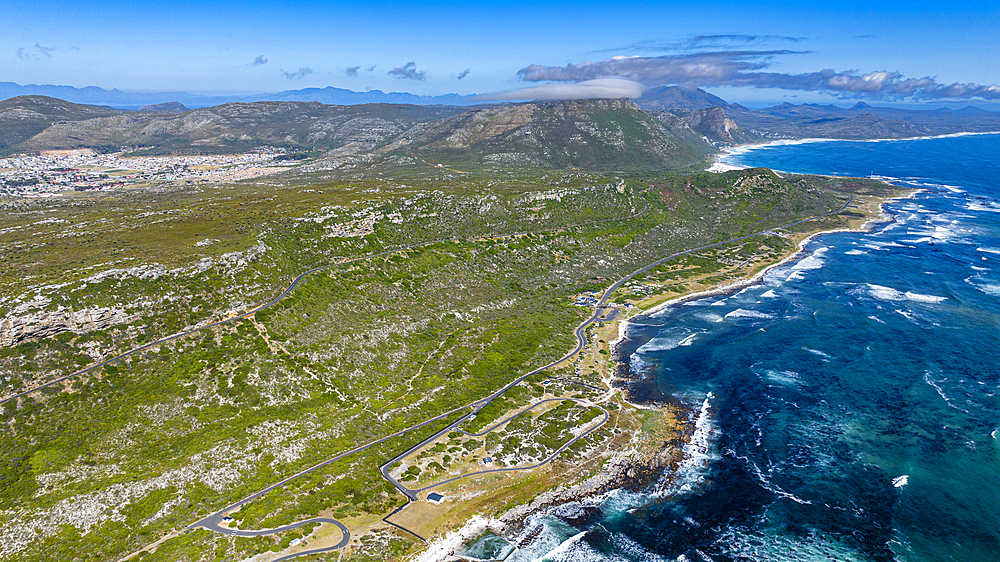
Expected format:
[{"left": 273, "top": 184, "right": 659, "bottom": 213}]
[{"left": 4, "top": 0, "right": 999, "bottom": 106}]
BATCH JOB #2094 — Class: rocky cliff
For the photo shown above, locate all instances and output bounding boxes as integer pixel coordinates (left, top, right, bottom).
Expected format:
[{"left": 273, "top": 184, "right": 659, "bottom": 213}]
[{"left": 0, "top": 307, "right": 131, "bottom": 347}]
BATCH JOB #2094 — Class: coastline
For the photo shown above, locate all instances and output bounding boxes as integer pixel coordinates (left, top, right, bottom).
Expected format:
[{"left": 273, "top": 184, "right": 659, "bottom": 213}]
[
  {"left": 603, "top": 178, "right": 917, "bottom": 441},
  {"left": 708, "top": 130, "right": 1000, "bottom": 173},
  {"left": 485, "top": 185, "right": 916, "bottom": 557},
  {"left": 406, "top": 173, "right": 918, "bottom": 562},
  {"left": 610, "top": 184, "right": 919, "bottom": 355}
]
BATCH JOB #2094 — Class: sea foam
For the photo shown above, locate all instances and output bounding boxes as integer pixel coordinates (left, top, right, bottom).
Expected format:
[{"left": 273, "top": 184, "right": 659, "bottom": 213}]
[
  {"left": 724, "top": 308, "right": 775, "bottom": 320},
  {"left": 967, "top": 201, "right": 1000, "bottom": 213},
  {"left": 905, "top": 291, "right": 948, "bottom": 304},
  {"left": 790, "top": 247, "right": 829, "bottom": 270},
  {"left": 865, "top": 284, "right": 906, "bottom": 301},
  {"left": 637, "top": 334, "right": 688, "bottom": 354}
]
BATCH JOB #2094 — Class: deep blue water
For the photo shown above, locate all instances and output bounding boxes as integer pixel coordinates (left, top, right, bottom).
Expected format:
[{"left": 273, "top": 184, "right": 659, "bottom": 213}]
[{"left": 512, "top": 133, "right": 1000, "bottom": 561}]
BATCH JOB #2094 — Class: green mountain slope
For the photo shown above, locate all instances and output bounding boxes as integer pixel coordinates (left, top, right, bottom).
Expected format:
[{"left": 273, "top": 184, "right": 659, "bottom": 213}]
[
  {"left": 2, "top": 98, "right": 468, "bottom": 156},
  {"left": 393, "top": 98, "right": 715, "bottom": 171},
  {"left": 0, "top": 96, "right": 124, "bottom": 151}
]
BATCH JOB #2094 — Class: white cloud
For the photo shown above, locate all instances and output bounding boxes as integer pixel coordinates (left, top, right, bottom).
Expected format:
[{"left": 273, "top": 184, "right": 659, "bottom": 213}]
[{"left": 475, "top": 77, "right": 647, "bottom": 102}]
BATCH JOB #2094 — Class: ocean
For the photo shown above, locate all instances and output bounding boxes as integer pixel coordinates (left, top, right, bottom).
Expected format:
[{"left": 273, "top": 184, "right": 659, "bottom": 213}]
[{"left": 510, "top": 133, "right": 1000, "bottom": 561}]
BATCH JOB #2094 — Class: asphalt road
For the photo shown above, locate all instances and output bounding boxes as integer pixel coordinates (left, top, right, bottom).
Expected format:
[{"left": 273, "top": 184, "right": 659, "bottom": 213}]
[
  {"left": 409, "top": 399, "right": 609, "bottom": 495},
  {"left": 378, "top": 397, "right": 608, "bottom": 502},
  {"left": 591, "top": 194, "right": 855, "bottom": 312},
  {"left": 188, "top": 405, "right": 471, "bottom": 529},
  {"left": 376, "top": 192, "right": 857, "bottom": 536},
  {"left": 44, "top": 189, "right": 853, "bottom": 560}
]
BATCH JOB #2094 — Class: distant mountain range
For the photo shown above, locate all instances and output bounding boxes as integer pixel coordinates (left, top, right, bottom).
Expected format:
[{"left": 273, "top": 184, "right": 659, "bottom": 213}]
[
  {"left": 722, "top": 100, "right": 1000, "bottom": 139},
  {"left": 0, "top": 82, "right": 481, "bottom": 109},
  {"left": 1, "top": 94, "right": 753, "bottom": 174},
  {"left": 0, "top": 95, "right": 468, "bottom": 156},
  {"left": 4, "top": 80, "right": 999, "bottom": 115},
  {"left": 2, "top": 83, "right": 999, "bottom": 165}
]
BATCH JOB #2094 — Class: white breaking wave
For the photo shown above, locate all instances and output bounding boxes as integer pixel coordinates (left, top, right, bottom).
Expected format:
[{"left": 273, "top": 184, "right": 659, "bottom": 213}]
[
  {"left": 627, "top": 354, "right": 652, "bottom": 376},
  {"left": 923, "top": 373, "right": 971, "bottom": 414},
  {"left": 694, "top": 312, "right": 724, "bottom": 323},
  {"left": 765, "top": 370, "right": 802, "bottom": 386},
  {"left": 793, "top": 255, "right": 826, "bottom": 270},
  {"left": 678, "top": 333, "right": 699, "bottom": 346},
  {"left": 865, "top": 284, "right": 907, "bottom": 301},
  {"left": 791, "top": 246, "right": 830, "bottom": 271},
  {"left": 844, "top": 249, "right": 866, "bottom": 255},
  {"left": 863, "top": 241, "right": 906, "bottom": 250},
  {"left": 977, "top": 247, "right": 1000, "bottom": 255},
  {"left": 965, "top": 277, "right": 1000, "bottom": 297},
  {"left": 667, "top": 393, "right": 719, "bottom": 496},
  {"left": 907, "top": 226, "right": 954, "bottom": 241},
  {"left": 716, "top": 525, "right": 872, "bottom": 561},
  {"left": 893, "top": 475, "right": 909, "bottom": 488},
  {"left": 533, "top": 530, "right": 587, "bottom": 561},
  {"left": 805, "top": 348, "right": 834, "bottom": 359},
  {"left": 749, "top": 458, "right": 813, "bottom": 505},
  {"left": 967, "top": 201, "right": 1000, "bottom": 213},
  {"left": 905, "top": 291, "right": 948, "bottom": 304},
  {"left": 609, "top": 533, "right": 673, "bottom": 562},
  {"left": 505, "top": 516, "right": 585, "bottom": 562},
  {"left": 724, "top": 308, "right": 775, "bottom": 320},
  {"left": 728, "top": 447, "right": 815, "bottom": 506},
  {"left": 760, "top": 289, "right": 779, "bottom": 298},
  {"left": 514, "top": 526, "right": 670, "bottom": 562},
  {"left": 636, "top": 335, "right": 684, "bottom": 354},
  {"left": 981, "top": 284, "right": 1000, "bottom": 297},
  {"left": 636, "top": 331, "right": 703, "bottom": 354}
]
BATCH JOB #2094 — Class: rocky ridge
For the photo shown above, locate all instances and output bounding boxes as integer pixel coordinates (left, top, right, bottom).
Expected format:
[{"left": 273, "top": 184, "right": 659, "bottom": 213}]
[{"left": 0, "top": 307, "right": 132, "bottom": 347}]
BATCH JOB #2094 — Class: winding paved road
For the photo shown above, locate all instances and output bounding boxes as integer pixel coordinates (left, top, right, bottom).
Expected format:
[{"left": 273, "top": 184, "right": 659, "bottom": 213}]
[
  {"left": 373, "top": 192, "right": 858, "bottom": 541},
  {"left": 187, "top": 405, "right": 471, "bottom": 530},
  {"left": 25, "top": 187, "right": 854, "bottom": 560},
  {"left": 379, "top": 398, "right": 607, "bottom": 502},
  {"left": 409, "top": 400, "right": 609, "bottom": 495}
]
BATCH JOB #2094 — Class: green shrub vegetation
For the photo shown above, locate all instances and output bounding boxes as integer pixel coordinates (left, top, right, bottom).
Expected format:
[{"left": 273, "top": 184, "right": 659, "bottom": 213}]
[{"left": 0, "top": 165, "right": 901, "bottom": 561}]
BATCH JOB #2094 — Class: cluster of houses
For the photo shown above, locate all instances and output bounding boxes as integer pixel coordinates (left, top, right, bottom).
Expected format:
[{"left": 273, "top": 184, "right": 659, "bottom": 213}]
[{"left": 0, "top": 148, "right": 292, "bottom": 197}]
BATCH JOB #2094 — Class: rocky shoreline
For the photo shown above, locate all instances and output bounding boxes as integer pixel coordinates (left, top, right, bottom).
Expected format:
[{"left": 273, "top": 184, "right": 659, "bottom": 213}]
[{"left": 497, "top": 391, "right": 698, "bottom": 544}]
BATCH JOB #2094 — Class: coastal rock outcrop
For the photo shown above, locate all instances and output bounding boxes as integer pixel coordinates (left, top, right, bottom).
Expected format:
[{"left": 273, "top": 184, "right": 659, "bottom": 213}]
[
  {"left": 683, "top": 106, "right": 742, "bottom": 143},
  {"left": 0, "top": 307, "right": 131, "bottom": 347}
]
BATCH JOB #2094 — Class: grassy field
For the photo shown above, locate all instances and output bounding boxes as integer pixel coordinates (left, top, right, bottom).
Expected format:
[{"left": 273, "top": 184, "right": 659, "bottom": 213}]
[{"left": 0, "top": 163, "right": 905, "bottom": 561}]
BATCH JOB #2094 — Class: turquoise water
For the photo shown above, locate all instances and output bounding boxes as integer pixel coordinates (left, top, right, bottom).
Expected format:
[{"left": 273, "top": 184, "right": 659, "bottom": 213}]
[{"left": 510, "top": 133, "right": 1000, "bottom": 561}]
